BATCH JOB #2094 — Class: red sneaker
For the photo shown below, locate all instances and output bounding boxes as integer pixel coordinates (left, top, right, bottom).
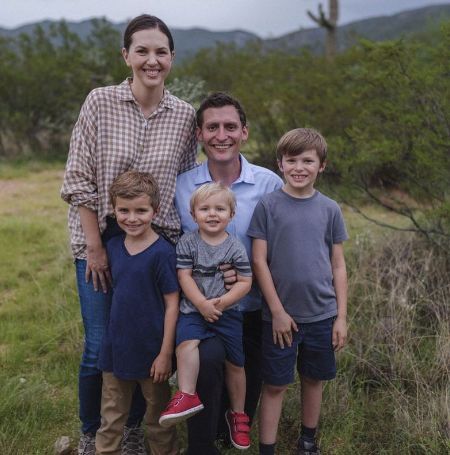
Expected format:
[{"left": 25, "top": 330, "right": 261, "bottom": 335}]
[
  {"left": 225, "top": 409, "right": 251, "bottom": 450},
  {"left": 159, "top": 390, "right": 204, "bottom": 427}
]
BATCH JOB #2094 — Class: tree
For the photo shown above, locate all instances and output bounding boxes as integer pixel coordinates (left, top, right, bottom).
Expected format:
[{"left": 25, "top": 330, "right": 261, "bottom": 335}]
[
  {"left": 332, "top": 32, "right": 450, "bottom": 243},
  {"left": 307, "top": 0, "right": 339, "bottom": 60}
]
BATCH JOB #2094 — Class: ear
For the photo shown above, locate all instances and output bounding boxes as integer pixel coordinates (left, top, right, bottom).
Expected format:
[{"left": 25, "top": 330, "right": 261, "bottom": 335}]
[
  {"left": 190, "top": 210, "right": 196, "bottom": 223},
  {"left": 152, "top": 205, "right": 159, "bottom": 218},
  {"left": 122, "top": 48, "right": 130, "bottom": 67},
  {"left": 242, "top": 125, "right": 249, "bottom": 142},
  {"left": 319, "top": 160, "right": 327, "bottom": 174},
  {"left": 277, "top": 159, "right": 284, "bottom": 173},
  {"left": 196, "top": 126, "right": 203, "bottom": 143},
  {"left": 171, "top": 51, "right": 175, "bottom": 62}
]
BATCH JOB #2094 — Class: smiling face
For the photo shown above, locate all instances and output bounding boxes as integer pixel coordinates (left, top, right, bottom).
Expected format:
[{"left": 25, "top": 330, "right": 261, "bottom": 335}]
[
  {"left": 197, "top": 105, "right": 249, "bottom": 166},
  {"left": 278, "top": 149, "right": 326, "bottom": 198},
  {"left": 113, "top": 194, "right": 157, "bottom": 239},
  {"left": 191, "top": 192, "right": 234, "bottom": 238},
  {"left": 122, "top": 27, "right": 174, "bottom": 92}
]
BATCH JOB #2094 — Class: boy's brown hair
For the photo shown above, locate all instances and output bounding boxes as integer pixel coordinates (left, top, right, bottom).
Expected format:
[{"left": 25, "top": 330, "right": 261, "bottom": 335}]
[
  {"left": 276, "top": 128, "right": 328, "bottom": 164},
  {"left": 109, "top": 170, "right": 160, "bottom": 210},
  {"left": 190, "top": 182, "right": 236, "bottom": 215}
]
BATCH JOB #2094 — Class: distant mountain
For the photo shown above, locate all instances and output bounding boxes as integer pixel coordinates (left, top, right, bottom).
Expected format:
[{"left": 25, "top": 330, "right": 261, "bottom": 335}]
[
  {"left": 1, "top": 4, "right": 449, "bottom": 60},
  {"left": 265, "top": 4, "right": 450, "bottom": 54},
  {"left": 0, "top": 19, "right": 259, "bottom": 62}
]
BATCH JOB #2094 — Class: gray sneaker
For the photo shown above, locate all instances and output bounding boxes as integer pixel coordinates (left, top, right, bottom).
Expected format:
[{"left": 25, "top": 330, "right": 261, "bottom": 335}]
[
  {"left": 121, "top": 425, "right": 148, "bottom": 455},
  {"left": 78, "top": 433, "right": 95, "bottom": 455},
  {"left": 297, "top": 439, "right": 321, "bottom": 455}
]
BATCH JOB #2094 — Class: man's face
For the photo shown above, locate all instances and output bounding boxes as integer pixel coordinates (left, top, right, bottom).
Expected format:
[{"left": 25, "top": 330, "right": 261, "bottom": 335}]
[{"left": 197, "top": 105, "right": 249, "bottom": 165}]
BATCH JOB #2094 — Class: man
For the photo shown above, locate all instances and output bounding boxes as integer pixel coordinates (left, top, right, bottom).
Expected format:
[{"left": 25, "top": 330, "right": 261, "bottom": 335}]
[{"left": 175, "top": 92, "right": 283, "bottom": 454}]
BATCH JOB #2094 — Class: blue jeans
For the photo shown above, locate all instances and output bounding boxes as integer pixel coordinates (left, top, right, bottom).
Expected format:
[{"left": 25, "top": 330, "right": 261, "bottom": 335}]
[{"left": 75, "top": 259, "right": 146, "bottom": 434}]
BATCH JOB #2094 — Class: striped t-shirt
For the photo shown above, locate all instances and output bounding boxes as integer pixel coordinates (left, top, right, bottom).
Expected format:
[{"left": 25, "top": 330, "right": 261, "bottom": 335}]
[{"left": 176, "top": 231, "right": 252, "bottom": 314}]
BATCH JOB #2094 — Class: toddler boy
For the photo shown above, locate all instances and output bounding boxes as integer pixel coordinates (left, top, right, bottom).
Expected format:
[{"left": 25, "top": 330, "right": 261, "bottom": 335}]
[
  {"left": 160, "top": 182, "right": 253, "bottom": 450},
  {"left": 247, "top": 128, "right": 348, "bottom": 455}
]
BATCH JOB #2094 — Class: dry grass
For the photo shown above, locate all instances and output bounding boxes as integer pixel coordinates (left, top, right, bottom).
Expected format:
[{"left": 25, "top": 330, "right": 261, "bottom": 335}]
[{"left": 0, "top": 166, "right": 448, "bottom": 454}]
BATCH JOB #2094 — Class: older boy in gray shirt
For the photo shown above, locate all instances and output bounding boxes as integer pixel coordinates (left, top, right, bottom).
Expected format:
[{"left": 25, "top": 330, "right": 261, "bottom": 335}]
[{"left": 248, "top": 128, "right": 348, "bottom": 455}]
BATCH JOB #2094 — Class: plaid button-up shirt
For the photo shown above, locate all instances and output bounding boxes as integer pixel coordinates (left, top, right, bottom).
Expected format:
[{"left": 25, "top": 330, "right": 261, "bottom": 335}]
[{"left": 61, "top": 79, "right": 197, "bottom": 259}]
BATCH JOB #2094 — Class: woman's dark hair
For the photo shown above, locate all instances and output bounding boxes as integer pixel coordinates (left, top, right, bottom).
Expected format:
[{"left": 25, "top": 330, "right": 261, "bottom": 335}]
[{"left": 123, "top": 14, "right": 174, "bottom": 52}]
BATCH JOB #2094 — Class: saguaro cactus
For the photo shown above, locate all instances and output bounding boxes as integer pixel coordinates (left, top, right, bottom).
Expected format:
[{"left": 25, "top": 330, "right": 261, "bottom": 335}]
[{"left": 307, "top": 0, "right": 339, "bottom": 60}]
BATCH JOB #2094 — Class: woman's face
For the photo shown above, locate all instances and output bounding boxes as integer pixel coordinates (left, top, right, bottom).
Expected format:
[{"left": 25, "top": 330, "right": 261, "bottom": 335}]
[{"left": 122, "top": 27, "right": 174, "bottom": 92}]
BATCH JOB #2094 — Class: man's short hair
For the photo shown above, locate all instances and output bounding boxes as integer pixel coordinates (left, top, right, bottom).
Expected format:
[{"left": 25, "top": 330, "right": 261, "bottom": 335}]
[
  {"left": 109, "top": 170, "right": 160, "bottom": 210},
  {"left": 196, "top": 92, "right": 247, "bottom": 128},
  {"left": 190, "top": 182, "right": 236, "bottom": 215},
  {"left": 276, "top": 128, "right": 327, "bottom": 164}
]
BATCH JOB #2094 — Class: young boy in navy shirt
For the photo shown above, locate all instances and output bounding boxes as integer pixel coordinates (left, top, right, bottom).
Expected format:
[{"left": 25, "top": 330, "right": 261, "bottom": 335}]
[
  {"left": 248, "top": 128, "right": 348, "bottom": 455},
  {"left": 95, "top": 170, "right": 179, "bottom": 455}
]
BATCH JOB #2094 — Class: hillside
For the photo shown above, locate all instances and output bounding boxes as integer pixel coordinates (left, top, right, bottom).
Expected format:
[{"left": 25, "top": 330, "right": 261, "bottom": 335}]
[
  {"left": 265, "top": 4, "right": 450, "bottom": 53},
  {"left": 0, "top": 4, "right": 449, "bottom": 60}
]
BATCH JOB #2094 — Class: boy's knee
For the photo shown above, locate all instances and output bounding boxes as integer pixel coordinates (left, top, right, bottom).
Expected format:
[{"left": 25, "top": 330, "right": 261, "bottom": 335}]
[
  {"left": 263, "top": 383, "right": 288, "bottom": 396},
  {"left": 225, "top": 360, "right": 244, "bottom": 373},
  {"left": 176, "top": 339, "right": 199, "bottom": 354},
  {"left": 301, "top": 376, "right": 322, "bottom": 387}
]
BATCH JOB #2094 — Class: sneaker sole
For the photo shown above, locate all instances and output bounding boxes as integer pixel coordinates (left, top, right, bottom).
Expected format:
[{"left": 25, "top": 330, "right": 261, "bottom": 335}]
[
  {"left": 225, "top": 411, "right": 250, "bottom": 450},
  {"left": 159, "top": 404, "right": 204, "bottom": 427}
]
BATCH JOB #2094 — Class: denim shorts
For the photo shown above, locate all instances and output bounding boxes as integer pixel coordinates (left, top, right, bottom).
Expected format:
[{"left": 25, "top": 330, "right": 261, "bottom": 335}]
[
  {"left": 176, "top": 309, "right": 244, "bottom": 367},
  {"left": 261, "top": 317, "right": 336, "bottom": 385}
]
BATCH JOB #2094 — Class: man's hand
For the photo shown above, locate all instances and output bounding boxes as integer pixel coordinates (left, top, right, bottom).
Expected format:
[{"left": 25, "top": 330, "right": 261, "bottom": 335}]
[
  {"left": 85, "top": 244, "right": 112, "bottom": 293},
  {"left": 150, "top": 352, "right": 172, "bottom": 383},
  {"left": 197, "top": 298, "right": 222, "bottom": 322},
  {"left": 272, "top": 309, "right": 298, "bottom": 349},
  {"left": 219, "top": 263, "right": 237, "bottom": 290},
  {"left": 332, "top": 316, "right": 347, "bottom": 351}
]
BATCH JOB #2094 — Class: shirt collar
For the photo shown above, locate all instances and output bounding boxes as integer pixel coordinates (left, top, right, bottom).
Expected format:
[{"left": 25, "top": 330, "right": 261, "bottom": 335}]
[
  {"left": 118, "top": 78, "right": 174, "bottom": 110},
  {"left": 194, "top": 154, "right": 255, "bottom": 186}
]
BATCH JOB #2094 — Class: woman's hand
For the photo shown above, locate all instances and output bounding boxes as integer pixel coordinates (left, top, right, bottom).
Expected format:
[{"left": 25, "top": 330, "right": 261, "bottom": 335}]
[{"left": 86, "top": 244, "right": 112, "bottom": 293}]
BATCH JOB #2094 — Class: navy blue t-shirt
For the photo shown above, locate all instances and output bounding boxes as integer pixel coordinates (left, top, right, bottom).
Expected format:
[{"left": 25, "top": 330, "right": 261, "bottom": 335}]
[{"left": 98, "top": 235, "right": 179, "bottom": 380}]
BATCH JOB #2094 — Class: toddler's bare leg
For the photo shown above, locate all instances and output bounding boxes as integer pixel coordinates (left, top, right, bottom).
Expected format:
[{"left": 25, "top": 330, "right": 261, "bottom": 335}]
[
  {"left": 224, "top": 360, "right": 246, "bottom": 413},
  {"left": 176, "top": 339, "right": 200, "bottom": 394}
]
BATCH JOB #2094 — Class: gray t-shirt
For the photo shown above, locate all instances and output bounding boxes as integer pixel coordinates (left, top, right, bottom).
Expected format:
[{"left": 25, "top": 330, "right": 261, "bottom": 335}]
[
  {"left": 247, "top": 189, "right": 348, "bottom": 323},
  {"left": 176, "top": 231, "right": 252, "bottom": 314}
]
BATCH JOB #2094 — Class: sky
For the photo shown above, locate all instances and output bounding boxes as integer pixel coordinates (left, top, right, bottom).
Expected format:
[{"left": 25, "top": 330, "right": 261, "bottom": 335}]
[{"left": 2, "top": 0, "right": 449, "bottom": 38}]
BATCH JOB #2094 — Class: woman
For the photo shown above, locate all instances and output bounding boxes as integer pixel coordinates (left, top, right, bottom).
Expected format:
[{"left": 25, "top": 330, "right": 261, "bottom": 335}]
[{"left": 61, "top": 14, "right": 197, "bottom": 455}]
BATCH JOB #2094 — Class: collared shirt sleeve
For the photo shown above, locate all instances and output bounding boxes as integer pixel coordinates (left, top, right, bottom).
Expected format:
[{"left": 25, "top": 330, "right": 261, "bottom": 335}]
[
  {"left": 177, "top": 113, "right": 198, "bottom": 174},
  {"left": 61, "top": 90, "right": 99, "bottom": 211}
]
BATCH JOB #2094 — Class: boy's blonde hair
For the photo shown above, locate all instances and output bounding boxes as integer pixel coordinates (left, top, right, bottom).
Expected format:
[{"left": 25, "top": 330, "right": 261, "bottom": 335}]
[
  {"left": 276, "top": 128, "right": 328, "bottom": 164},
  {"left": 109, "top": 170, "right": 160, "bottom": 210},
  {"left": 190, "top": 182, "right": 236, "bottom": 215}
]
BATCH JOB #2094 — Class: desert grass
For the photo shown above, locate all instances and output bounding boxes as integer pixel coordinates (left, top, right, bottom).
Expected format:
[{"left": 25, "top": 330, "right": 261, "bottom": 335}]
[{"left": 0, "top": 165, "right": 448, "bottom": 454}]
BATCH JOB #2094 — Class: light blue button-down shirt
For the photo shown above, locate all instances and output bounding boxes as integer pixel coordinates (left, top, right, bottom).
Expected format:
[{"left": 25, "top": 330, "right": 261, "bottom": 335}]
[{"left": 175, "top": 154, "right": 283, "bottom": 312}]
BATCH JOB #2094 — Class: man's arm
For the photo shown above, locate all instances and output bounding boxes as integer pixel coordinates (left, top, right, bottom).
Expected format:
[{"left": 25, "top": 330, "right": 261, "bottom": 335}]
[
  {"left": 150, "top": 291, "right": 179, "bottom": 383},
  {"left": 331, "top": 242, "right": 348, "bottom": 351},
  {"left": 178, "top": 268, "right": 222, "bottom": 322},
  {"left": 252, "top": 238, "right": 297, "bottom": 348}
]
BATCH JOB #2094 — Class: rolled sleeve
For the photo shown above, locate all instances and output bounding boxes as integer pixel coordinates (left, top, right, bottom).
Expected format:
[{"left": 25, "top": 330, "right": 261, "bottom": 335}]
[{"left": 61, "top": 92, "right": 99, "bottom": 210}]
